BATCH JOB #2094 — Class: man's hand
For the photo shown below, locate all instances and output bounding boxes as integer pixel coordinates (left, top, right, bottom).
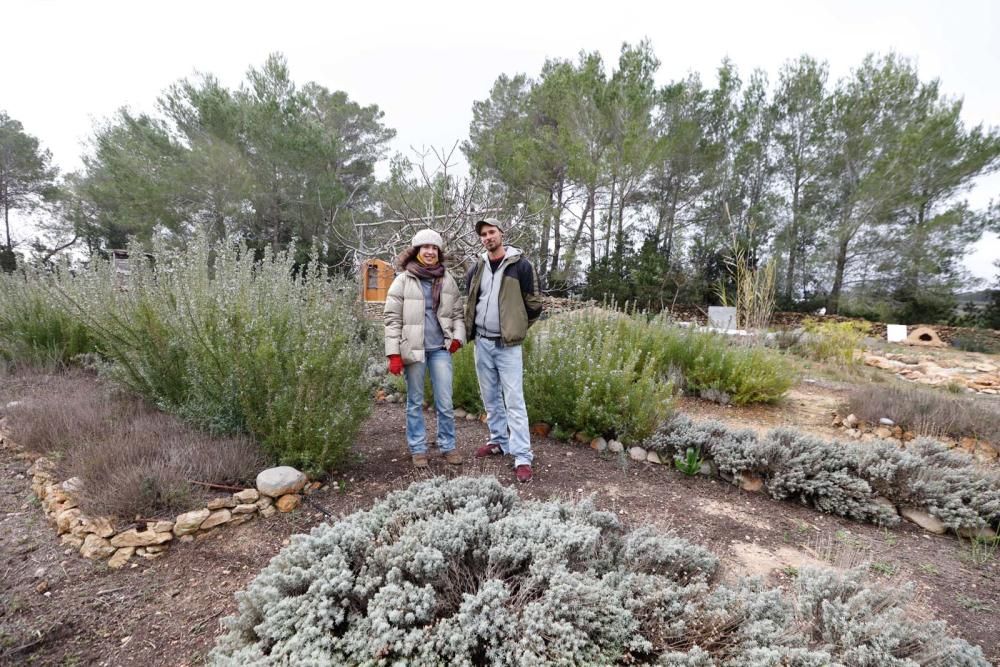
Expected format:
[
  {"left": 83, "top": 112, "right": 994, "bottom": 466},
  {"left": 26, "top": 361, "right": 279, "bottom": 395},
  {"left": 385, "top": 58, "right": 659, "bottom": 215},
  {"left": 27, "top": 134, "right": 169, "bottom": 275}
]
[
  {"left": 387, "top": 355, "right": 403, "bottom": 375},
  {"left": 448, "top": 340, "right": 462, "bottom": 354}
]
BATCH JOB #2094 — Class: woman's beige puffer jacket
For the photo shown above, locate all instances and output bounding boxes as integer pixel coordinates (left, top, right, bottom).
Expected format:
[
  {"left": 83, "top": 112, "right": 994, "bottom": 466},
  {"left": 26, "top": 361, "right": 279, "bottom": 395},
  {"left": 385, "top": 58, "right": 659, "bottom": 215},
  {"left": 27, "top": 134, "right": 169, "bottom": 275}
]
[{"left": 384, "top": 271, "right": 466, "bottom": 365}]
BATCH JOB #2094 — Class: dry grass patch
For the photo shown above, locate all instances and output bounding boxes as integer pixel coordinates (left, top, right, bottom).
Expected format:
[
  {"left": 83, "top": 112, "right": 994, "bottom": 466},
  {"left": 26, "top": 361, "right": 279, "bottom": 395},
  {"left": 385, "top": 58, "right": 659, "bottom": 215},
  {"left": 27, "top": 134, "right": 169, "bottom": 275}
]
[
  {"left": 847, "top": 384, "right": 1000, "bottom": 444},
  {"left": 2, "top": 367, "right": 266, "bottom": 519}
]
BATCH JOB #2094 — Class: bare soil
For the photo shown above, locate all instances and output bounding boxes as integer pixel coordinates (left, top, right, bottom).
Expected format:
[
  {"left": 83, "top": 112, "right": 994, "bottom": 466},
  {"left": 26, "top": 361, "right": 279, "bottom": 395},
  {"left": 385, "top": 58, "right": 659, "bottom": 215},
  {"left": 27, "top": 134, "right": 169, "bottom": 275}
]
[{"left": 1, "top": 388, "right": 998, "bottom": 666}]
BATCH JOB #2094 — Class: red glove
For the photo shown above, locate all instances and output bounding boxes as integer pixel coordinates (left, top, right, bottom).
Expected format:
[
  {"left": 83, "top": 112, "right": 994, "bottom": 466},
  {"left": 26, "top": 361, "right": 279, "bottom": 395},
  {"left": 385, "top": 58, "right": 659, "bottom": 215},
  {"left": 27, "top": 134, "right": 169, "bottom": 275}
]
[
  {"left": 448, "top": 340, "right": 462, "bottom": 354},
  {"left": 387, "top": 355, "right": 403, "bottom": 375}
]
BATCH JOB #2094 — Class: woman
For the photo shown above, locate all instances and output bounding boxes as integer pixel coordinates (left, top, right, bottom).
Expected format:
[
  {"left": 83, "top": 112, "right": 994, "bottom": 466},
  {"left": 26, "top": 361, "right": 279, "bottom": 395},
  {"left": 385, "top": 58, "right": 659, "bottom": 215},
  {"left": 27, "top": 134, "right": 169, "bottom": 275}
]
[{"left": 384, "top": 229, "right": 466, "bottom": 468}]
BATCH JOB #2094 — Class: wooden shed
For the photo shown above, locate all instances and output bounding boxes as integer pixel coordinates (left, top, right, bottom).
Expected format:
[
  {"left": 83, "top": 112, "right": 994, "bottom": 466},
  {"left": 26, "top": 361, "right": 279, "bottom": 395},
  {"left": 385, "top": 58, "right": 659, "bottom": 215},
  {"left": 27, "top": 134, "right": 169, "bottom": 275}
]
[{"left": 360, "top": 258, "right": 395, "bottom": 303}]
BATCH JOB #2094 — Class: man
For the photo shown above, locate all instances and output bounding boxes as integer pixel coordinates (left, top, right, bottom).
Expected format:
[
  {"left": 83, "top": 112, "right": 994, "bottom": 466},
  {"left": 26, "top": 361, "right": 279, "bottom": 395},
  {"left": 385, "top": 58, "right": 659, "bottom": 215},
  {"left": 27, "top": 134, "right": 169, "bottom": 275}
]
[{"left": 464, "top": 217, "right": 543, "bottom": 483}]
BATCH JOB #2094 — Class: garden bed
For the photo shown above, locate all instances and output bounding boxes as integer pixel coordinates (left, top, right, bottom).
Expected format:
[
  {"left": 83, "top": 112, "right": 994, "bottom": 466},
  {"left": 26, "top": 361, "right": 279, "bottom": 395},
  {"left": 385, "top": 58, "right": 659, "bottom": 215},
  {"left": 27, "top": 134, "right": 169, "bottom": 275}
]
[{"left": 1, "top": 398, "right": 996, "bottom": 665}]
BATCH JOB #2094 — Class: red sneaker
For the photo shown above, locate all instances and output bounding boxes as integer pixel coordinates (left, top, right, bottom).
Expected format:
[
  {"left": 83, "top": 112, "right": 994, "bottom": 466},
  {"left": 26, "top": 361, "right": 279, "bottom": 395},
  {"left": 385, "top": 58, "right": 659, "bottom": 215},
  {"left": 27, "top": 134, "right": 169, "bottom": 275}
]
[
  {"left": 475, "top": 443, "right": 503, "bottom": 458},
  {"left": 515, "top": 464, "right": 532, "bottom": 483}
]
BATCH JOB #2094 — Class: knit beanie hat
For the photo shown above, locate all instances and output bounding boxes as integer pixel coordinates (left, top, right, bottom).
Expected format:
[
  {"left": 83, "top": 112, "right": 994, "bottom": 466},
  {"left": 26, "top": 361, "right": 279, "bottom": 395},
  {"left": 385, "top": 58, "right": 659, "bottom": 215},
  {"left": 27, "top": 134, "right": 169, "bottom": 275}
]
[{"left": 411, "top": 228, "right": 444, "bottom": 249}]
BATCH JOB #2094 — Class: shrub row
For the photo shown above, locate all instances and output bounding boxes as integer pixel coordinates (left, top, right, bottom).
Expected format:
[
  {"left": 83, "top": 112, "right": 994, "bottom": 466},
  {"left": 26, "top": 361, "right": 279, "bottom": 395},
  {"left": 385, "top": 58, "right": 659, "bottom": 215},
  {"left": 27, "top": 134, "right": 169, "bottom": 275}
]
[
  {"left": 646, "top": 415, "right": 1000, "bottom": 532},
  {"left": 210, "top": 476, "right": 988, "bottom": 666},
  {"left": 1, "top": 235, "right": 372, "bottom": 475},
  {"left": 848, "top": 383, "right": 1000, "bottom": 444},
  {"left": 447, "top": 310, "right": 794, "bottom": 444}
]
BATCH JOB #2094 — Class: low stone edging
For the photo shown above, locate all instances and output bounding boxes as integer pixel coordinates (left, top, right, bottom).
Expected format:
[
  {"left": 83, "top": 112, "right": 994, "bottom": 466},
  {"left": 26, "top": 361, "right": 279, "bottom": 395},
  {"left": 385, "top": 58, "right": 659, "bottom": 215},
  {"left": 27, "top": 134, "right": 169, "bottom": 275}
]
[{"left": 17, "top": 443, "right": 315, "bottom": 570}]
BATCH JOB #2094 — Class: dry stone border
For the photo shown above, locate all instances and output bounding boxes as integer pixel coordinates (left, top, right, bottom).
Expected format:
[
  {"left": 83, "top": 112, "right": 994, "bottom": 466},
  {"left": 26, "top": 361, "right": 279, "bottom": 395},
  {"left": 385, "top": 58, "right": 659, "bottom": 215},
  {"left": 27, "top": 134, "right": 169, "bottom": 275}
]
[
  {"left": 863, "top": 351, "right": 1000, "bottom": 395},
  {"left": 13, "top": 435, "right": 315, "bottom": 570},
  {"left": 830, "top": 411, "right": 998, "bottom": 465}
]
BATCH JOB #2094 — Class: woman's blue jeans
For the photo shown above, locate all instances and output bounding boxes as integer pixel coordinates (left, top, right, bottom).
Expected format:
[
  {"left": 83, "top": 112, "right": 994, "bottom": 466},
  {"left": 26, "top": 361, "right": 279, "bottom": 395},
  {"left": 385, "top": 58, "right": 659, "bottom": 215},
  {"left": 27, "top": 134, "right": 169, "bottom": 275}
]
[{"left": 403, "top": 347, "right": 455, "bottom": 454}]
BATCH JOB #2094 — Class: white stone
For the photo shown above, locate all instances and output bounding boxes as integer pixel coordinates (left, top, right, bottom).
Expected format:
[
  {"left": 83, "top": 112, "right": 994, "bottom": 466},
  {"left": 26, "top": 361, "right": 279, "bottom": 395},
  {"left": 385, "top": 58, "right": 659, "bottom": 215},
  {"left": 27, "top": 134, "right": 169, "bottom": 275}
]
[
  {"left": 173, "top": 508, "right": 211, "bottom": 536},
  {"left": 591, "top": 437, "right": 607, "bottom": 452},
  {"left": 207, "top": 497, "right": 237, "bottom": 510},
  {"left": 646, "top": 451, "right": 663, "bottom": 464},
  {"left": 886, "top": 324, "right": 907, "bottom": 343},
  {"left": 232, "top": 503, "right": 258, "bottom": 515},
  {"left": 454, "top": 409, "right": 467, "bottom": 419},
  {"left": 107, "top": 547, "right": 135, "bottom": 569},
  {"left": 844, "top": 414, "right": 859, "bottom": 428},
  {"left": 708, "top": 306, "right": 737, "bottom": 330},
  {"left": 80, "top": 534, "right": 116, "bottom": 560},
  {"left": 608, "top": 440, "right": 624, "bottom": 453},
  {"left": 256, "top": 467, "right": 308, "bottom": 498},
  {"left": 200, "top": 509, "right": 232, "bottom": 530},
  {"left": 110, "top": 529, "right": 171, "bottom": 548},
  {"left": 234, "top": 488, "right": 259, "bottom": 504},
  {"left": 901, "top": 507, "right": 946, "bottom": 535},
  {"left": 628, "top": 446, "right": 647, "bottom": 462},
  {"left": 878, "top": 417, "right": 895, "bottom": 426}
]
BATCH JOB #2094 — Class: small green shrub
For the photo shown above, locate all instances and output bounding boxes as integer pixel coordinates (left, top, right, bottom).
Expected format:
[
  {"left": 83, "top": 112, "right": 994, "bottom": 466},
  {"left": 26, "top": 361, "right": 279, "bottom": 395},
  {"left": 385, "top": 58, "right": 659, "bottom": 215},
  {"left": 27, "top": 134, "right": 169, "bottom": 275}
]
[
  {"left": 674, "top": 446, "right": 703, "bottom": 476},
  {"left": 210, "top": 477, "right": 988, "bottom": 666},
  {"left": 0, "top": 270, "right": 96, "bottom": 367},
  {"left": 55, "top": 234, "right": 371, "bottom": 475},
  {"left": 450, "top": 344, "right": 483, "bottom": 415},
  {"left": 524, "top": 312, "right": 674, "bottom": 443},
  {"left": 798, "top": 318, "right": 871, "bottom": 365}
]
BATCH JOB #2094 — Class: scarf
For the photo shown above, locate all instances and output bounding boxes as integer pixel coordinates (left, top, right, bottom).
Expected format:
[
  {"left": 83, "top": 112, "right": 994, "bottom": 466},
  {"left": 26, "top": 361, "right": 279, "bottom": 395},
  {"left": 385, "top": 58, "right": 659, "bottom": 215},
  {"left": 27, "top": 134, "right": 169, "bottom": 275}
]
[{"left": 406, "top": 259, "right": 445, "bottom": 312}]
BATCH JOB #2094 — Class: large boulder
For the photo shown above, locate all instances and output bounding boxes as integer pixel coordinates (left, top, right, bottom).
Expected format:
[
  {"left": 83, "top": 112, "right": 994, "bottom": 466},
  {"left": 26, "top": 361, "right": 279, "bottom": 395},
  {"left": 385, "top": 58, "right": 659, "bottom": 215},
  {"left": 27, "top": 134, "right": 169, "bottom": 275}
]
[{"left": 256, "top": 467, "right": 307, "bottom": 498}]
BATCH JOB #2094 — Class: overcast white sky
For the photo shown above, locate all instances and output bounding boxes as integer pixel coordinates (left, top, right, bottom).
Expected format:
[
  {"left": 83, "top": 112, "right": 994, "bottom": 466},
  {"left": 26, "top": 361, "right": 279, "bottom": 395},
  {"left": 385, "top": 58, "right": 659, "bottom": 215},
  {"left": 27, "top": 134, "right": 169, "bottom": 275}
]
[{"left": 3, "top": 0, "right": 998, "bottom": 282}]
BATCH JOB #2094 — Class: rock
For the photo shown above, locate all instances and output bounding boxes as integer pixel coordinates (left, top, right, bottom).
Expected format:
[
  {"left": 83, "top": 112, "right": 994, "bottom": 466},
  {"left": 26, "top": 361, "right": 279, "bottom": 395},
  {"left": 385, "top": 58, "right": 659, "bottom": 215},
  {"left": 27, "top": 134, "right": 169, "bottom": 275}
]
[
  {"left": 255, "top": 496, "right": 273, "bottom": 509},
  {"left": 256, "top": 467, "right": 307, "bottom": 498},
  {"left": 276, "top": 494, "right": 302, "bottom": 513},
  {"left": 179, "top": 534, "right": 195, "bottom": 543},
  {"left": 591, "top": 437, "right": 607, "bottom": 452},
  {"left": 608, "top": 440, "right": 624, "bottom": 453},
  {"left": 55, "top": 508, "right": 82, "bottom": 534},
  {"left": 628, "top": 446, "right": 647, "bottom": 462},
  {"left": 873, "top": 426, "right": 893, "bottom": 439},
  {"left": 80, "top": 534, "right": 116, "bottom": 560},
  {"left": 737, "top": 473, "right": 764, "bottom": 492},
  {"left": 35, "top": 580, "right": 48, "bottom": 594},
  {"left": 142, "top": 551, "right": 165, "bottom": 560},
  {"left": 145, "top": 545, "right": 167, "bottom": 554},
  {"left": 860, "top": 433, "right": 876, "bottom": 442},
  {"left": 646, "top": 450, "right": 663, "bottom": 464},
  {"left": 874, "top": 496, "right": 897, "bottom": 514},
  {"left": 574, "top": 432, "right": 590, "bottom": 444},
  {"left": 844, "top": 414, "right": 859, "bottom": 428},
  {"left": 233, "top": 503, "right": 258, "bottom": 515},
  {"left": 878, "top": 417, "right": 895, "bottom": 426},
  {"left": 234, "top": 488, "right": 259, "bottom": 504},
  {"left": 207, "top": 497, "right": 237, "bottom": 510},
  {"left": 454, "top": 408, "right": 467, "bottom": 419},
  {"left": 110, "top": 529, "right": 172, "bottom": 548},
  {"left": 82, "top": 516, "right": 116, "bottom": 538},
  {"left": 200, "top": 509, "right": 232, "bottom": 530},
  {"left": 173, "top": 508, "right": 211, "bottom": 536},
  {"left": 531, "top": 422, "right": 552, "bottom": 437},
  {"left": 957, "top": 525, "right": 998, "bottom": 540},
  {"left": 260, "top": 505, "right": 277, "bottom": 518},
  {"left": 901, "top": 507, "right": 947, "bottom": 535},
  {"left": 61, "top": 477, "right": 84, "bottom": 494},
  {"left": 60, "top": 534, "right": 84, "bottom": 549},
  {"left": 107, "top": 547, "right": 135, "bottom": 569},
  {"left": 146, "top": 520, "right": 174, "bottom": 534},
  {"left": 699, "top": 461, "right": 716, "bottom": 476},
  {"left": 465, "top": 413, "right": 477, "bottom": 421},
  {"left": 229, "top": 514, "right": 254, "bottom": 526},
  {"left": 33, "top": 566, "right": 46, "bottom": 579}
]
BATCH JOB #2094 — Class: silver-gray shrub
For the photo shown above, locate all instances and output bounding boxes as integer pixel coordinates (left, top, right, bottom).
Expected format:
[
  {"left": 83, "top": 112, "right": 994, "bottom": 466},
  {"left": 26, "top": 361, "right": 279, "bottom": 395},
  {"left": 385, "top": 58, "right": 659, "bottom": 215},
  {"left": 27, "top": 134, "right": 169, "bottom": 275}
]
[
  {"left": 209, "top": 477, "right": 987, "bottom": 666},
  {"left": 647, "top": 416, "right": 1000, "bottom": 531},
  {"left": 55, "top": 233, "right": 370, "bottom": 474}
]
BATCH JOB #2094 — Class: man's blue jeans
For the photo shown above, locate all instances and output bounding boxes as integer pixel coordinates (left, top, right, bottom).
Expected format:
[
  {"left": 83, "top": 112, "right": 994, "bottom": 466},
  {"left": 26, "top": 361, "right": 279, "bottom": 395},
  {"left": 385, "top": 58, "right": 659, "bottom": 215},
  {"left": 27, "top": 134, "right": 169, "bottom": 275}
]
[
  {"left": 404, "top": 348, "right": 455, "bottom": 455},
  {"left": 475, "top": 337, "right": 533, "bottom": 466}
]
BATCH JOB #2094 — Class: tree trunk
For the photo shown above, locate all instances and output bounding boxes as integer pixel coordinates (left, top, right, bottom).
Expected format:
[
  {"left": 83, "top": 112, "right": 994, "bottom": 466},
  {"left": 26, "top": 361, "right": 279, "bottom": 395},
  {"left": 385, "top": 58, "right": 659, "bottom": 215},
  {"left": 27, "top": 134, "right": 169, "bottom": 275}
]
[
  {"left": 538, "top": 186, "right": 552, "bottom": 281},
  {"left": 605, "top": 174, "right": 617, "bottom": 259},
  {"left": 784, "top": 178, "right": 800, "bottom": 302},
  {"left": 588, "top": 189, "right": 597, "bottom": 267},
  {"left": 827, "top": 234, "right": 850, "bottom": 314},
  {"left": 549, "top": 175, "right": 564, "bottom": 283}
]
